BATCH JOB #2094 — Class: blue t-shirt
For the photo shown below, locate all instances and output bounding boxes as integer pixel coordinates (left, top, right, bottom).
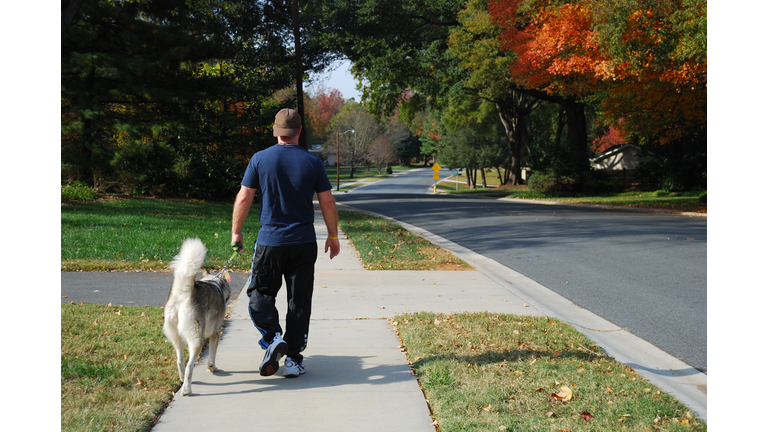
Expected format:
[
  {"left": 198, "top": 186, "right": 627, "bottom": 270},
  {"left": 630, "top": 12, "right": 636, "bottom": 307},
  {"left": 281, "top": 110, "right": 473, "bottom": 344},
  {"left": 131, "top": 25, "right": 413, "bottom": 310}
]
[{"left": 241, "top": 144, "right": 332, "bottom": 246}]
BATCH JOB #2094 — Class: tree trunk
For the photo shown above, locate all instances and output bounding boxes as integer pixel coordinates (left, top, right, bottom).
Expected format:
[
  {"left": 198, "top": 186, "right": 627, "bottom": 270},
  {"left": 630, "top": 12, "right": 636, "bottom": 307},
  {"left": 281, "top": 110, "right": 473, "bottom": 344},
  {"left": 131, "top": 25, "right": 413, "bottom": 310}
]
[
  {"left": 561, "top": 99, "right": 590, "bottom": 172},
  {"left": 292, "top": 0, "right": 307, "bottom": 150},
  {"left": 62, "top": 0, "right": 86, "bottom": 36},
  {"left": 480, "top": 169, "right": 487, "bottom": 188},
  {"left": 495, "top": 88, "right": 539, "bottom": 186},
  {"left": 515, "top": 86, "right": 590, "bottom": 173}
]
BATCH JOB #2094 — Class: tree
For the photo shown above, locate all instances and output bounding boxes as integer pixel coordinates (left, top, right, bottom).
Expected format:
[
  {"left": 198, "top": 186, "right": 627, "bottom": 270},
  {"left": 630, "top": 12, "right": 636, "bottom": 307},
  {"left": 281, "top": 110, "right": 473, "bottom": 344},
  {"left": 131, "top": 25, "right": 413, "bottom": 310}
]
[
  {"left": 589, "top": 0, "right": 706, "bottom": 145},
  {"left": 446, "top": 0, "right": 542, "bottom": 184},
  {"left": 489, "top": 0, "right": 706, "bottom": 147},
  {"left": 61, "top": 0, "right": 295, "bottom": 198},
  {"left": 61, "top": 0, "right": 85, "bottom": 35},
  {"left": 368, "top": 135, "right": 397, "bottom": 174},
  {"left": 305, "top": 87, "right": 346, "bottom": 144},
  {"left": 305, "top": 0, "right": 465, "bottom": 117},
  {"left": 487, "top": 0, "right": 607, "bottom": 173},
  {"left": 384, "top": 117, "right": 421, "bottom": 165},
  {"left": 327, "top": 102, "right": 383, "bottom": 177}
]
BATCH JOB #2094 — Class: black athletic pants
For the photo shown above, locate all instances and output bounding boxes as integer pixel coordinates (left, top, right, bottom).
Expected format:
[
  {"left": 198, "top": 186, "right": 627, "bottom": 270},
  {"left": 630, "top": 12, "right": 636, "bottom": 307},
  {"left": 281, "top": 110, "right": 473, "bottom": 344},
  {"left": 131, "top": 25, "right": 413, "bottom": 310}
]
[{"left": 246, "top": 241, "right": 317, "bottom": 363}]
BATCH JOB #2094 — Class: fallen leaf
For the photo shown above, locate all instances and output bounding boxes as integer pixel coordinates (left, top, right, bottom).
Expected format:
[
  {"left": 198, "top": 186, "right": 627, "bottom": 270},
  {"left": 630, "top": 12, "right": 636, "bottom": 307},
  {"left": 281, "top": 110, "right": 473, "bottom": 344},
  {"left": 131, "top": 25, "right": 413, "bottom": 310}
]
[
  {"left": 482, "top": 404, "right": 492, "bottom": 411},
  {"left": 579, "top": 412, "right": 595, "bottom": 422},
  {"left": 551, "top": 386, "right": 573, "bottom": 402},
  {"left": 544, "top": 411, "right": 555, "bottom": 417},
  {"left": 552, "top": 351, "right": 561, "bottom": 358}
]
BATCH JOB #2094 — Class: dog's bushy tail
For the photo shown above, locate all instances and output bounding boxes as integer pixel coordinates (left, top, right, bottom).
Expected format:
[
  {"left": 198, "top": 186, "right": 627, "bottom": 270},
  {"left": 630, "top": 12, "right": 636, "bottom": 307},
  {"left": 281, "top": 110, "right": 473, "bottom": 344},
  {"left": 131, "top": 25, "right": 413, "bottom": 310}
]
[{"left": 169, "top": 238, "right": 207, "bottom": 282}]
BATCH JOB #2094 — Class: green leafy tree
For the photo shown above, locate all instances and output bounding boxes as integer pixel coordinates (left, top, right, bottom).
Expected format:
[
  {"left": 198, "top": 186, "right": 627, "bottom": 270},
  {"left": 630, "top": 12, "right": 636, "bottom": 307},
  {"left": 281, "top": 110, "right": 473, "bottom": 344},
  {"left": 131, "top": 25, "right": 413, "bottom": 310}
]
[{"left": 62, "top": 0, "right": 298, "bottom": 198}]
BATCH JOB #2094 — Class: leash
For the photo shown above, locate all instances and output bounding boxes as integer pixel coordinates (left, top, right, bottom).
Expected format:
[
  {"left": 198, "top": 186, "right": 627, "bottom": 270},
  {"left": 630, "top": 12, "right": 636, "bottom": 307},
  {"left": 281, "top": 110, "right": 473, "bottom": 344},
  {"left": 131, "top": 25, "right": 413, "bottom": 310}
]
[{"left": 213, "top": 242, "right": 243, "bottom": 282}]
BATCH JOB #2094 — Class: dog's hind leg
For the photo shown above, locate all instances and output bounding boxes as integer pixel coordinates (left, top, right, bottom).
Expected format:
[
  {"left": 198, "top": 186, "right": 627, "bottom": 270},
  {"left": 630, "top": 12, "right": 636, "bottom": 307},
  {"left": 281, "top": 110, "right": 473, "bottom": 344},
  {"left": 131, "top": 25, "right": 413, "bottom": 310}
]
[
  {"left": 180, "top": 336, "right": 203, "bottom": 396},
  {"left": 207, "top": 330, "right": 220, "bottom": 373},
  {"left": 163, "top": 317, "right": 186, "bottom": 382}
]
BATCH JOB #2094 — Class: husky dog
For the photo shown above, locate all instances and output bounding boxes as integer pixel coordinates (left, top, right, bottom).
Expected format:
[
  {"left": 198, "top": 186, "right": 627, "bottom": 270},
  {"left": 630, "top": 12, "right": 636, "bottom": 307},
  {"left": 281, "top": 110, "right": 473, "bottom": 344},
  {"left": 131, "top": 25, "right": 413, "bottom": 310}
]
[{"left": 163, "top": 238, "right": 231, "bottom": 396}]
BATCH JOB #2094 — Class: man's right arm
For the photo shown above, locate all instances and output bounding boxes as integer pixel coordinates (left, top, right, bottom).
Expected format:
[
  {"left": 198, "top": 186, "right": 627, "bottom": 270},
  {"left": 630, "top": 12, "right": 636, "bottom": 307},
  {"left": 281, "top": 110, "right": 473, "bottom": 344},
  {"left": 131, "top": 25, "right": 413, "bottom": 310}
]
[{"left": 232, "top": 185, "right": 257, "bottom": 247}]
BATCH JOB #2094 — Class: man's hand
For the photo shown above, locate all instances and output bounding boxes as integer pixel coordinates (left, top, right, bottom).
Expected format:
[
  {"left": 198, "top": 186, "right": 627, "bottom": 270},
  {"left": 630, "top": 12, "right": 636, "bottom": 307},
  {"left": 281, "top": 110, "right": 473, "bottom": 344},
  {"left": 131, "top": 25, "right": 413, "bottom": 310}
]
[
  {"left": 231, "top": 240, "right": 244, "bottom": 253},
  {"left": 325, "top": 237, "right": 340, "bottom": 259}
]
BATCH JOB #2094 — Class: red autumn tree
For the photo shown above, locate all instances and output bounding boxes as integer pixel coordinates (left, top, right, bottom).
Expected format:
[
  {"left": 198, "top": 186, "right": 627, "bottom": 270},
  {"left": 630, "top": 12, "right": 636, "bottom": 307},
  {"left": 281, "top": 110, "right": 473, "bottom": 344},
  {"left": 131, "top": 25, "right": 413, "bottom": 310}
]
[
  {"left": 305, "top": 86, "right": 345, "bottom": 142},
  {"left": 592, "top": 121, "right": 629, "bottom": 153},
  {"left": 488, "top": 0, "right": 706, "bottom": 146}
]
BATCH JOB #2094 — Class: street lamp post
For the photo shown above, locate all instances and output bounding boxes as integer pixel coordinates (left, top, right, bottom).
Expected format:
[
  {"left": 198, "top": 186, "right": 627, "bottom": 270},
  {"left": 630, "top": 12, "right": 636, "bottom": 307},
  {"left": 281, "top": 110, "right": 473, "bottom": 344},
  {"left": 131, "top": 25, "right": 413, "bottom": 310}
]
[{"left": 336, "top": 129, "right": 355, "bottom": 191}]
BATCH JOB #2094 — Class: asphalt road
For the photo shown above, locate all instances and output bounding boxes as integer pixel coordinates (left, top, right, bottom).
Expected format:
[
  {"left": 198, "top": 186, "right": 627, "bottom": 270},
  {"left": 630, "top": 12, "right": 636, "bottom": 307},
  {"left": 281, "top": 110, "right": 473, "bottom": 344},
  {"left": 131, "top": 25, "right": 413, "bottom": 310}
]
[{"left": 337, "top": 168, "right": 708, "bottom": 373}]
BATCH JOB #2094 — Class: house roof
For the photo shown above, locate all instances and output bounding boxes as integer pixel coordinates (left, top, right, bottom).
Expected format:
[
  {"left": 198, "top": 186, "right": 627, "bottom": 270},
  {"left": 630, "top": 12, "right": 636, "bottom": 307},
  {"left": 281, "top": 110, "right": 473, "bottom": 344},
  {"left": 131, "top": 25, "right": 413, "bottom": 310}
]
[{"left": 590, "top": 144, "right": 647, "bottom": 163}]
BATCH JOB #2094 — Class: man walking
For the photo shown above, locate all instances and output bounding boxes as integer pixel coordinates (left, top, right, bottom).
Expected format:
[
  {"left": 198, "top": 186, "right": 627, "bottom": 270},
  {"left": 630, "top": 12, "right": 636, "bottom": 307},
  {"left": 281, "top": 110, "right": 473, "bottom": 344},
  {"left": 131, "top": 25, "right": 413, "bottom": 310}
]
[{"left": 232, "top": 108, "right": 340, "bottom": 378}]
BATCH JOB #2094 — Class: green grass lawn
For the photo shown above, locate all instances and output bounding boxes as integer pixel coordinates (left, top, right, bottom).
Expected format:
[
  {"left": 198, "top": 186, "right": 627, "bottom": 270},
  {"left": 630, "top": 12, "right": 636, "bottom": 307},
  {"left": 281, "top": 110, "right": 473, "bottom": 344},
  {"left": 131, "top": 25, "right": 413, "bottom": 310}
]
[
  {"left": 61, "top": 198, "right": 257, "bottom": 272},
  {"left": 395, "top": 312, "right": 705, "bottom": 431},
  {"left": 338, "top": 210, "right": 472, "bottom": 270},
  {"left": 61, "top": 303, "right": 180, "bottom": 432}
]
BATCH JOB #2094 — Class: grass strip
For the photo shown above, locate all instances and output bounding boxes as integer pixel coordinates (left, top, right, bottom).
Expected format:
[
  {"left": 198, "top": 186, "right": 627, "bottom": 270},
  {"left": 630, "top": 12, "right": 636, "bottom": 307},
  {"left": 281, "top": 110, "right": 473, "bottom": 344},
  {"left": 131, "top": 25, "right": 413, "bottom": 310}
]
[
  {"left": 393, "top": 312, "right": 705, "bottom": 431},
  {"left": 61, "top": 198, "right": 257, "bottom": 272},
  {"left": 61, "top": 302, "right": 182, "bottom": 432},
  {"left": 338, "top": 210, "right": 472, "bottom": 271},
  {"left": 527, "top": 192, "right": 707, "bottom": 214},
  {"left": 436, "top": 185, "right": 707, "bottom": 214}
]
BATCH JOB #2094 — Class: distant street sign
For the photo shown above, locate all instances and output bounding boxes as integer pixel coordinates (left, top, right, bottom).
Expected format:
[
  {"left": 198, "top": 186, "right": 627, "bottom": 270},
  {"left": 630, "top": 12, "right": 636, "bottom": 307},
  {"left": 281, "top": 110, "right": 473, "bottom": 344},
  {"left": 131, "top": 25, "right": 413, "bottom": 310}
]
[
  {"left": 433, "top": 172, "right": 440, "bottom": 180},
  {"left": 432, "top": 163, "right": 442, "bottom": 172}
]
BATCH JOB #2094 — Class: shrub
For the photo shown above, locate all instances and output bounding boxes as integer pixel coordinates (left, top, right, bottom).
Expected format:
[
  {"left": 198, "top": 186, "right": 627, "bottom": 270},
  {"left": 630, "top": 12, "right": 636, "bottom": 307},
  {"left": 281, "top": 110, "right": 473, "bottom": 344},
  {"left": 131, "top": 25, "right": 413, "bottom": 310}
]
[
  {"left": 526, "top": 170, "right": 561, "bottom": 194},
  {"left": 528, "top": 169, "right": 621, "bottom": 194},
  {"left": 698, "top": 191, "right": 707, "bottom": 203},
  {"left": 61, "top": 183, "right": 98, "bottom": 201}
]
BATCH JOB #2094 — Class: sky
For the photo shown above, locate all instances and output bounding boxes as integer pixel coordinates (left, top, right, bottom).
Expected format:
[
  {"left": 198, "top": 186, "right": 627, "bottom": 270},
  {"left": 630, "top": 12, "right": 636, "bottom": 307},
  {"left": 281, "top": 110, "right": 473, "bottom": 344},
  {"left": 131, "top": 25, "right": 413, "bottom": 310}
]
[{"left": 308, "top": 59, "right": 363, "bottom": 101}]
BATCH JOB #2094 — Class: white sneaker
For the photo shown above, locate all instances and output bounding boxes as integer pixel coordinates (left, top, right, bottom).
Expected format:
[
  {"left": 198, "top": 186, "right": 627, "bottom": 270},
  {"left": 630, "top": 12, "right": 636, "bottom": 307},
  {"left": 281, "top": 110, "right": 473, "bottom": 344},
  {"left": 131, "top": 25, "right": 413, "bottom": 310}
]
[
  {"left": 283, "top": 357, "right": 306, "bottom": 378},
  {"left": 260, "top": 333, "right": 288, "bottom": 377}
]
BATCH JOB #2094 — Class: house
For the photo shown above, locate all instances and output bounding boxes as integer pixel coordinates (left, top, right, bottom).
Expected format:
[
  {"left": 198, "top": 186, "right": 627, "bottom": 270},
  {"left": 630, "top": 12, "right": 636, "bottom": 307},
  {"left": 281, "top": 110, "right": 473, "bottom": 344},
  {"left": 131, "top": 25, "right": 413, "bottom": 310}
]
[{"left": 590, "top": 144, "right": 656, "bottom": 170}]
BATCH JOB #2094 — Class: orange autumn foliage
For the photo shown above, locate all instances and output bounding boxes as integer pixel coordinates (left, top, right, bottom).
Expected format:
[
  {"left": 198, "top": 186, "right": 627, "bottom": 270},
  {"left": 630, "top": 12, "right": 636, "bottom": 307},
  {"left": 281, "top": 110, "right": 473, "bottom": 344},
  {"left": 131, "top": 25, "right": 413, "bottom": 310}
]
[{"left": 488, "top": 0, "right": 706, "bottom": 144}]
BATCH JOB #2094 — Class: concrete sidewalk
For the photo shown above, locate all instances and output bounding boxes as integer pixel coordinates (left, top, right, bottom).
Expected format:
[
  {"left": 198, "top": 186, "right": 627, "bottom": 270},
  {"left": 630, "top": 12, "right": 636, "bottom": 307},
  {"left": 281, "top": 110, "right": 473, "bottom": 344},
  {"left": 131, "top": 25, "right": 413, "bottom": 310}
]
[{"left": 152, "top": 214, "right": 537, "bottom": 432}]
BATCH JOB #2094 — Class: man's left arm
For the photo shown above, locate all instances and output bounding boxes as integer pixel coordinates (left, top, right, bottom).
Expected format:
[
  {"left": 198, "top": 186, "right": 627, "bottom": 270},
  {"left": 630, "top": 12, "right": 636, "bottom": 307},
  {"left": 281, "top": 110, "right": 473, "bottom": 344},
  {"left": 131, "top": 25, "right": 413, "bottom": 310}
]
[{"left": 317, "top": 190, "right": 340, "bottom": 259}]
